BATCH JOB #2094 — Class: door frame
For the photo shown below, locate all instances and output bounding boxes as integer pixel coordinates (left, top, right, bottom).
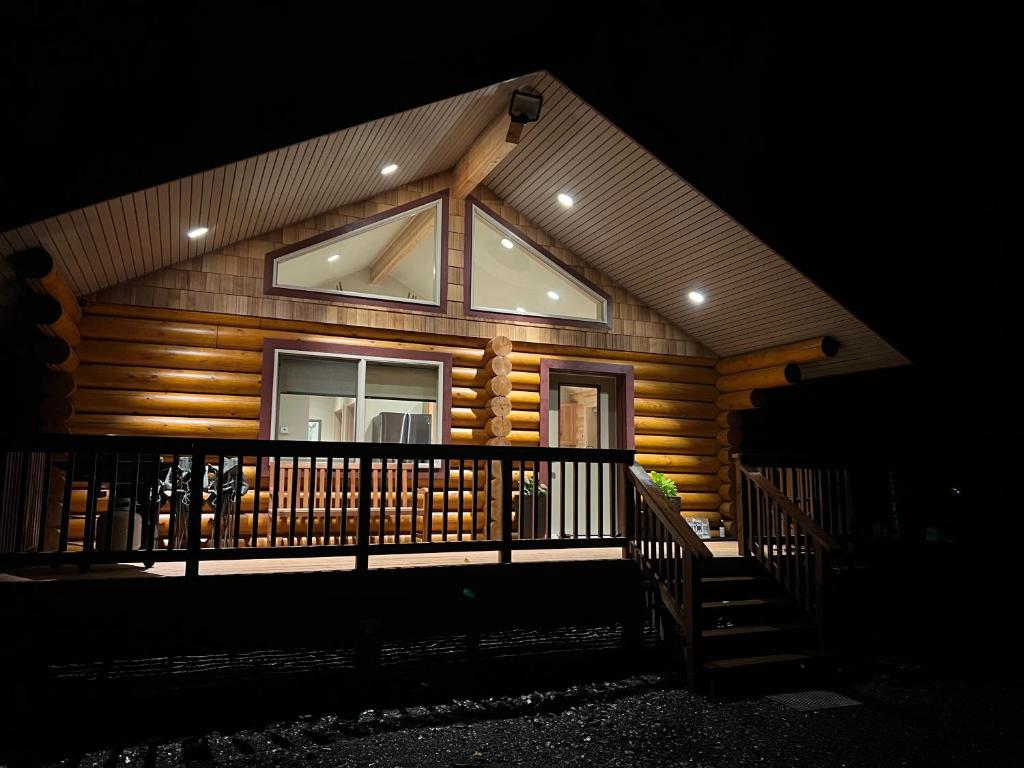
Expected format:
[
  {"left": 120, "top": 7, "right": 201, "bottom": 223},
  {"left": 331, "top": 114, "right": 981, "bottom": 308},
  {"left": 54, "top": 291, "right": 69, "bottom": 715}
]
[{"left": 538, "top": 360, "right": 635, "bottom": 450}]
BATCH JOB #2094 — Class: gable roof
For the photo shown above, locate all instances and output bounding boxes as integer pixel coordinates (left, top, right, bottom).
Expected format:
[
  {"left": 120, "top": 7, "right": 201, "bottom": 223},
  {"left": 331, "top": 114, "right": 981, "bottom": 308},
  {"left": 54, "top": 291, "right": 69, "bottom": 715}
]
[{"left": 0, "top": 71, "right": 907, "bottom": 378}]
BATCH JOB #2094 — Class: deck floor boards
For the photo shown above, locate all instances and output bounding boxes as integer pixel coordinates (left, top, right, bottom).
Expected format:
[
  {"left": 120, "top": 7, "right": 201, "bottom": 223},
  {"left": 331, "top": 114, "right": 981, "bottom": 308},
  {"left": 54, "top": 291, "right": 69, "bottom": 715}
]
[{"left": 0, "top": 541, "right": 738, "bottom": 583}]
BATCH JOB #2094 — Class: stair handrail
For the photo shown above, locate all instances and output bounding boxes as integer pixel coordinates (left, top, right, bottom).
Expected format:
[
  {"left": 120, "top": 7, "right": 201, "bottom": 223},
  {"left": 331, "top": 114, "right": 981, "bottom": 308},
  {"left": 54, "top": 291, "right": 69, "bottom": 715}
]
[
  {"left": 734, "top": 459, "right": 838, "bottom": 647},
  {"left": 624, "top": 462, "right": 712, "bottom": 683},
  {"left": 626, "top": 463, "right": 714, "bottom": 560},
  {"left": 737, "top": 465, "right": 841, "bottom": 554}
]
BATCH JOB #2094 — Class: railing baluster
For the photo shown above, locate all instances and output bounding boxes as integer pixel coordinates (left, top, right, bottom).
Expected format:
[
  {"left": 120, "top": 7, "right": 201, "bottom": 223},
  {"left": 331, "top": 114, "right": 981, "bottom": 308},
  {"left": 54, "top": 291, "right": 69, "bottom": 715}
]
[
  {"left": 597, "top": 459, "right": 604, "bottom": 539},
  {"left": 427, "top": 456, "right": 435, "bottom": 543},
  {"left": 585, "top": 460, "right": 592, "bottom": 539},
  {"left": 378, "top": 456, "right": 388, "bottom": 544},
  {"left": 397, "top": 457, "right": 406, "bottom": 545},
  {"left": 559, "top": 459, "right": 566, "bottom": 538},
  {"left": 252, "top": 455, "right": 262, "bottom": 548},
  {"left": 186, "top": 446, "right": 204, "bottom": 577},
  {"left": 36, "top": 450, "right": 53, "bottom": 552},
  {"left": 146, "top": 453, "right": 160, "bottom": 558},
  {"left": 499, "top": 457, "right": 513, "bottom": 564},
  {"left": 168, "top": 454, "right": 181, "bottom": 548},
  {"left": 307, "top": 453, "right": 316, "bottom": 546},
  {"left": 411, "top": 457, "right": 418, "bottom": 543},
  {"left": 288, "top": 455, "right": 299, "bottom": 546},
  {"left": 457, "top": 456, "right": 465, "bottom": 541},
  {"left": 81, "top": 452, "right": 100, "bottom": 568},
  {"left": 214, "top": 453, "right": 225, "bottom": 549},
  {"left": 572, "top": 460, "right": 580, "bottom": 539},
  {"left": 442, "top": 457, "right": 449, "bottom": 542},
  {"left": 12, "top": 450, "right": 32, "bottom": 555},
  {"left": 104, "top": 452, "right": 120, "bottom": 552},
  {"left": 341, "top": 456, "right": 350, "bottom": 543},
  {"left": 270, "top": 455, "right": 281, "bottom": 547},
  {"left": 58, "top": 451, "right": 75, "bottom": 553},
  {"left": 126, "top": 453, "right": 140, "bottom": 551},
  {"left": 356, "top": 456, "right": 372, "bottom": 570}
]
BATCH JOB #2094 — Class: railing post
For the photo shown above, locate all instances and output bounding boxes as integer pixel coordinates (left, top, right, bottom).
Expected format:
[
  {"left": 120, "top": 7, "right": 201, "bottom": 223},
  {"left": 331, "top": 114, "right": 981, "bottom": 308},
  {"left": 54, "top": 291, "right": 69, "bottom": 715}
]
[
  {"left": 356, "top": 457, "right": 373, "bottom": 571},
  {"left": 185, "top": 444, "right": 204, "bottom": 578},
  {"left": 814, "top": 544, "right": 830, "bottom": 648},
  {"left": 622, "top": 464, "right": 635, "bottom": 558},
  {"left": 684, "top": 550, "right": 703, "bottom": 687},
  {"left": 733, "top": 453, "right": 746, "bottom": 556},
  {"left": 499, "top": 457, "right": 513, "bottom": 564}
]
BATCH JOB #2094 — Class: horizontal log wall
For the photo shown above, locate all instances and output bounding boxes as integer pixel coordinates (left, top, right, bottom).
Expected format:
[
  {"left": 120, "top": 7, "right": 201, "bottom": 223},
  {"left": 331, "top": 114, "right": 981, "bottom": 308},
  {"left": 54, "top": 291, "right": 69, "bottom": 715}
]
[{"left": 71, "top": 304, "right": 731, "bottom": 534}]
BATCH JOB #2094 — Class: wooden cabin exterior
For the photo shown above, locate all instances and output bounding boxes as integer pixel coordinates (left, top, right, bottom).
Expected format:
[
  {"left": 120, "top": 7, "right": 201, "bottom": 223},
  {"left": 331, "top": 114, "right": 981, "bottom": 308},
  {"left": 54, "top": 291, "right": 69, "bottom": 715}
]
[{"left": 0, "top": 71, "right": 906, "bottom": 688}]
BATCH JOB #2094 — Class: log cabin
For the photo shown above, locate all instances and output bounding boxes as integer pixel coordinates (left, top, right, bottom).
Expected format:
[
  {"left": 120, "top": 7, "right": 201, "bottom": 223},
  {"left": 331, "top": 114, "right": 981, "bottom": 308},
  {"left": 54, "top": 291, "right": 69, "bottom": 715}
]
[{"left": 0, "top": 71, "right": 907, "bottom": 690}]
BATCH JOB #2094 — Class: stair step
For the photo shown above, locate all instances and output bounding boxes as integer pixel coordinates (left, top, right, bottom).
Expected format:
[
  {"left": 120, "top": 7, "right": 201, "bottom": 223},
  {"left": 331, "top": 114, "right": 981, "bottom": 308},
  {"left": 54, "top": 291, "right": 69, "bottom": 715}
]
[
  {"left": 700, "top": 575, "right": 781, "bottom": 600},
  {"left": 700, "top": 557, "right": 765, "bottom": 578},
  {"left": 701, "top": 650, "right": 840, "bottom": 695},
  {"left": 704, "top": 651, "right": 825, "bottom": 670},
  {"left": 702, "top": 597, "right": 791, "bottom": 611},
  {"left": 703, "top": 623, "right": 812, "bottom": 639},
  {"left": 701, "top": 622, "right": 815, "bottom": 660}
]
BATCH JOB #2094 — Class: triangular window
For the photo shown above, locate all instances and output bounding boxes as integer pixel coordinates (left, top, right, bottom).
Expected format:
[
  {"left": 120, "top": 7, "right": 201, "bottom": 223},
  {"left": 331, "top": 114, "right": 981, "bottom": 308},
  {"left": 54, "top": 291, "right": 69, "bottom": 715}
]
[
  {"left": 467, "top": 201, "right": 610, "bottom": 326},
  {"left": 265, "top": 192, "right": 447, "bottom": 310}
]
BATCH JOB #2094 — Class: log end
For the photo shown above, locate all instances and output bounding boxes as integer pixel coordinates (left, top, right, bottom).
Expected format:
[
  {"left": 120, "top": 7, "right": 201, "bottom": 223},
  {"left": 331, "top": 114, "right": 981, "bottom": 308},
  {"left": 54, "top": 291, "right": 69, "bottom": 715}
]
[
  {"left": 821, "top": 336, "right": 840, "bottom": 358},
  {"left": 783, "top": 363, "right": 802, "bottom": 384},
  {"left": 28, "top": 293, "right": 64, "bottom": 325},
  {"left": 485, "top": 335, "right": 513, "bottom": 358},
  {"left": 11, "top": 247, "right": 55, "bottom": 281}
]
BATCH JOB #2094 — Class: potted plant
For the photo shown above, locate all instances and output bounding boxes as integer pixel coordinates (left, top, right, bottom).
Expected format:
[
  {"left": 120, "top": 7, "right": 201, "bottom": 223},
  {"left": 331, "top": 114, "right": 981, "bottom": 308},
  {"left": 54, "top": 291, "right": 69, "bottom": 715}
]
[
  {"left": 519, "top": 474, "right": 548, "bottom": 538},
  {"left": 648, "top": 471, "right": 680, "bottom": 512}
]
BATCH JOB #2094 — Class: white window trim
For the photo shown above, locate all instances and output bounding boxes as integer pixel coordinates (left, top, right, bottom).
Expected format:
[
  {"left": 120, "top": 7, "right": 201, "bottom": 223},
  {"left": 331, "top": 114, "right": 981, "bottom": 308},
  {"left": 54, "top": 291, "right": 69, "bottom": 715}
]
[
  {"left": 270, "top": 198, "right": 444, "bottom": 306},
  {"left": 469, "top": 204, "right": 609, "bottom": 324},
  {"left": 270, "top": 347, "right": 445, "bottom": 445}
]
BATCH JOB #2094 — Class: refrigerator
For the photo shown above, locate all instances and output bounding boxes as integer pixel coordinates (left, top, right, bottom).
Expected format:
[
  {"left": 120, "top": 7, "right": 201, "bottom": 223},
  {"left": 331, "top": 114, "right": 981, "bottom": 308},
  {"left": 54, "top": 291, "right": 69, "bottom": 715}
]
[{"left": 369, "top": 411, "right": 432, "bottom": 444}]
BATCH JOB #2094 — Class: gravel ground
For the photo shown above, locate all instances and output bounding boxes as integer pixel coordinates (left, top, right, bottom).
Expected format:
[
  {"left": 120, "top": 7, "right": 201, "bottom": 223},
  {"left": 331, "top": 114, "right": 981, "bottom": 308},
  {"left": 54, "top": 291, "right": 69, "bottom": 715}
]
[{"left": 32, "top": 662, "right": 1017, "bottom": 768}]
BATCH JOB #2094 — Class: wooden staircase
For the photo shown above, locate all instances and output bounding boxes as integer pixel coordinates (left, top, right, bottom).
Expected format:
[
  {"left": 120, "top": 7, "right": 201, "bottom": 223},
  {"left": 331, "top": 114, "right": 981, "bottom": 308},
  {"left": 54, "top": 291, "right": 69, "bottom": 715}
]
[
  {"left": 625, "top": 460, "right": 843, "bottom": 694},
  {"left": 698, "top": 556, "right": 837, "bottom": 693}
]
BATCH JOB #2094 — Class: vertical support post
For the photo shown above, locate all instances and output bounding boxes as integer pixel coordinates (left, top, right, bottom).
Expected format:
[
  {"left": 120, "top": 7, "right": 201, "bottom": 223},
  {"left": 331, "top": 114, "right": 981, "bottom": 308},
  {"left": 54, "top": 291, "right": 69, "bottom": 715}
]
[
  {"left": 621, "top": 463, "right": 635, "bottom": 559},
  {"left": 814, "top": 544, "right": 830, "bottom": 649},
  {"left": 733, "top": 453, "right": 746, "bottom": 556},
  {"left": 499, "top": 457, "right": 513, "bottom": 564},
  {"left": 185, "top": 446, "right": 204, "bottom": 578},
  {"left": 488, "top": 459, "right": 502, "bottom": 541},
  {"left": 356, "top": 457, "right": 372, "bottom": 571},
  {"left": 683, "top": 550, "right": 703, "bottom": 687}
]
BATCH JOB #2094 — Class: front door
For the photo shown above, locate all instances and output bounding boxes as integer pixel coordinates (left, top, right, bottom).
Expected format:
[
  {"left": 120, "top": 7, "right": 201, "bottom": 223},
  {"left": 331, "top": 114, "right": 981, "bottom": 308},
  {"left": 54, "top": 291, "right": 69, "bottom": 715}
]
[{"left": 548, "top": 374, "right": 620, "bottom": 538}]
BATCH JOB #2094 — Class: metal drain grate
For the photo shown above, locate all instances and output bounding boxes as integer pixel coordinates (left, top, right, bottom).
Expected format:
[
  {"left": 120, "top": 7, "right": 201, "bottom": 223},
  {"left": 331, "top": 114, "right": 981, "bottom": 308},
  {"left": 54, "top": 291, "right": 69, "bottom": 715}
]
[{"left": 765, "top": 689, "right": 862, "bottom": 711}]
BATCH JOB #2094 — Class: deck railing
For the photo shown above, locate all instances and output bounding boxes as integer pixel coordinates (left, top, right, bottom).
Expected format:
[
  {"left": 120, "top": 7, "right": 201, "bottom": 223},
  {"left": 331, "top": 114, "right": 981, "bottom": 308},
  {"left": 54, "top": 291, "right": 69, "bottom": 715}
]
[
  {"left": 624, "top": 463, "right": 713, "bottom": 681},
  {"left": 734, "top": 459, "right": 840, "bottom": 646},
  {"left": 0, "top": 434, "right": 634, "bottom": 575},
  {"left": 737, "top": 452, "right": 855, "bottom": 541}
]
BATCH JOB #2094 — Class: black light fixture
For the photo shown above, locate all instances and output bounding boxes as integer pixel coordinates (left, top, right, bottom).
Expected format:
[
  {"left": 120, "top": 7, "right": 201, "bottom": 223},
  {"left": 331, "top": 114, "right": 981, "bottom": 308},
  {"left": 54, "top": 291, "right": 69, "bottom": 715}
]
[{"left": 506, "top": 89, "right": 543, "bottom": 143}]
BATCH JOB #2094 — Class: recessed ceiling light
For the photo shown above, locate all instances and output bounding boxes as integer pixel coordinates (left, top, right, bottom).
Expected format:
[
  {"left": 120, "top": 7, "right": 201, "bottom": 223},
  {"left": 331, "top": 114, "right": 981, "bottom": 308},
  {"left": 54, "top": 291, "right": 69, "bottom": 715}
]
[
  {"left": 547, "top": 290, "right": 560, "bottom": 300},
  {"left": 186, "top": 226, "right": 208, "bottom": 239},
  {"left": 556, "top": 193, "right": 574, "bottom": 208},
  {"left": 327, "top": 254, "right": 340, "bottom": 262},
  {"left": 515, "top": 307, "right": 527, "bottom": 313},
  {"left": 688, "top": 291, "right": 705, "bottom": 305},
  {"left": 380, "top": 163, "right": 399, "bottom": 176},
  {"left": 500, "top": 238, "right": 514, "bottom": 249}
]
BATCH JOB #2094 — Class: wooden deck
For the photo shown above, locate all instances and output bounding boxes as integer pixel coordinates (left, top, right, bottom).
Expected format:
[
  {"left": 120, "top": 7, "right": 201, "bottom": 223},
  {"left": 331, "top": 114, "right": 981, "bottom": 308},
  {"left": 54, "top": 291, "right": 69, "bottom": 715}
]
[{"left": 0, "top": 540, "right": 739, "bottom": 582}]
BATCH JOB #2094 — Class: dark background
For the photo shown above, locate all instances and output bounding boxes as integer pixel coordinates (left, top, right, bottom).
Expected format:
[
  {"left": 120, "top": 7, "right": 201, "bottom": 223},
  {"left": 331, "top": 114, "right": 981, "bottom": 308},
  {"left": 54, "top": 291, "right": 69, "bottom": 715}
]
[{"left": 1, "top": 2, "right": 1019, "bottom": 541}]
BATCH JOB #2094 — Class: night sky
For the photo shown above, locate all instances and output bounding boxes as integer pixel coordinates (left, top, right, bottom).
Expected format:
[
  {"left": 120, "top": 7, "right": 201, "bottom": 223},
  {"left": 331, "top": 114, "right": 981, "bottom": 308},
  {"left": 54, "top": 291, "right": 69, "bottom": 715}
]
[{"left": 2, "top": 3, "right": 1019, "bottom": 528}]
